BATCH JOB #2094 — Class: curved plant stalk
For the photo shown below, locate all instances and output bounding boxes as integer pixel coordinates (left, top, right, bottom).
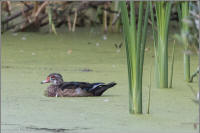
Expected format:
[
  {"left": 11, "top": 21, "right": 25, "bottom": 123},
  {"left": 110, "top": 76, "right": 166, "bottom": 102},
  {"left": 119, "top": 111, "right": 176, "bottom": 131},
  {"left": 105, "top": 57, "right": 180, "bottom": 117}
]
[
  {"left": 47, "top": 4, "right": 57, "bottom": 35},
  {"left": 108, "top": 1, "right": 120, "bottom": 32},
  {"left": 190, "top": 68, "right": 199, "bottom": 82},
  {"left": 32, "top": 2, "right": 39, "bottom": 15},
  {"left": 113, "top": 1, "right": 120, "bottom": 32},
  {"left": 150, "top": 2, "right": 159, "bottom": 87},
  {"left": 103, "top": 3, "right": 108, "bottom": 33},
  {"left": 184, "top": 52, "right": 190, "bottom": 81},
  {"left": 108, "top": 2, "right": 114, "bottom": 32},
  {"left": 35, "top": 1, "right": 48, "bottom": 18},
  {"left": 147, "top": 64, "right": 152, "bottom": 114},
  {"left": 150, "top": 1, "right": 172, "bottom": 88},
  {"left": 47, "top": 5, "right": 52, "bottom": 32},
  {"left": 51, "top": 22, "right": 57, "bottom": 35},
  {"left": 67, "top": 15, "right": 72, "bottom": 32},
  {"left": 120, "top": 1, "right": 150, "bottom": 114},
  {"left": 72, "top": 8, "right": 77, "bottom": 32},
  {"left": 169, "top": 40, "right": 175, "bottom": 88}
]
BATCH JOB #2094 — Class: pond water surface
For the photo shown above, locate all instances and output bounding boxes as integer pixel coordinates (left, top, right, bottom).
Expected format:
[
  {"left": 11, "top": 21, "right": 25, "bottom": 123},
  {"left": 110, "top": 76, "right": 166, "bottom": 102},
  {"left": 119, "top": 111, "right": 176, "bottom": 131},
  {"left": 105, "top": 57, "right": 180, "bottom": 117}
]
[{"left": 1, "top": 27, "right": 199, "bottom": 133}]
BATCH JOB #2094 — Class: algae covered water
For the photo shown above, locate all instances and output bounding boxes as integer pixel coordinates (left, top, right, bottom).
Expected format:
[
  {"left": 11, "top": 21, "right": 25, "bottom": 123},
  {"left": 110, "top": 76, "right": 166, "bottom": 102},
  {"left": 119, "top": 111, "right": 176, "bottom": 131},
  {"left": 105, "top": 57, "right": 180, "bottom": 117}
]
[{"left": 1, "top": 27, "right": 199, "bottom": 133}]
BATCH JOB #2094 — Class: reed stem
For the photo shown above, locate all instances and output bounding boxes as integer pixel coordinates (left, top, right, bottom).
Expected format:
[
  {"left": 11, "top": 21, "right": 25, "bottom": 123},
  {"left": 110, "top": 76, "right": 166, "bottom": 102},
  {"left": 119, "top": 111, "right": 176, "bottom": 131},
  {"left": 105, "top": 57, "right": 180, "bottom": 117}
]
[
  {"left": 169, "top": 41, "right": 175, "bottom": 88},
  {"left": 181, "top": 2, "right": 190, "bottom": 82},
  {"left": 151, "top": 2, "right": 172, "bottom": 88},
  {"left": 120, "top": 1, "right": 149, "bottom": 114}
]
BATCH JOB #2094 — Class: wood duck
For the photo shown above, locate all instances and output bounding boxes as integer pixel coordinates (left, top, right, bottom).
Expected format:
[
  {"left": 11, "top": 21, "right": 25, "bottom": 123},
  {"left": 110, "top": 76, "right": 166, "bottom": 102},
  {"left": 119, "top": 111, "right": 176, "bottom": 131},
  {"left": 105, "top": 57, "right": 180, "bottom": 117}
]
[{"left": 41, "top": 73, "right": 116, "bottom": 97}]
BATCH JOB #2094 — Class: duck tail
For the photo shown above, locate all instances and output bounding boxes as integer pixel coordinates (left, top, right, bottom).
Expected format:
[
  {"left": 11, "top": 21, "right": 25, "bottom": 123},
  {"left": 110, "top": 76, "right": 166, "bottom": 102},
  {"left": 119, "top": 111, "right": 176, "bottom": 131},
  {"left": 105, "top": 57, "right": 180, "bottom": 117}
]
[{"left": 94, "top": 82, "right": 117, "bottom": 96}]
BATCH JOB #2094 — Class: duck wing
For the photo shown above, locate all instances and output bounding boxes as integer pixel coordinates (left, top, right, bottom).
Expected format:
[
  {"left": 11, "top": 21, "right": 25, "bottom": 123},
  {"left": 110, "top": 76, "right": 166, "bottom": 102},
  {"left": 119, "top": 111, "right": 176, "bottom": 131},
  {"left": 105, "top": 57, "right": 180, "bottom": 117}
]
[
  {"left": 60, "top": 82, "right": 104, "bottom": 91},
  {"left": 60, "top": 82, "right": 117, "bottom": 96}
]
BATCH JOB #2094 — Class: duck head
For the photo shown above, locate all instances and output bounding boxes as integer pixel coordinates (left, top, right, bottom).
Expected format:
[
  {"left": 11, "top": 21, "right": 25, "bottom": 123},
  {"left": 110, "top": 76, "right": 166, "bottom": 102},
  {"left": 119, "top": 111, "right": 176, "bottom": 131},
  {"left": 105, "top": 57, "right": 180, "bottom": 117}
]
[{"left": 41, "top": 73, "right": 64, "bottom": 85}]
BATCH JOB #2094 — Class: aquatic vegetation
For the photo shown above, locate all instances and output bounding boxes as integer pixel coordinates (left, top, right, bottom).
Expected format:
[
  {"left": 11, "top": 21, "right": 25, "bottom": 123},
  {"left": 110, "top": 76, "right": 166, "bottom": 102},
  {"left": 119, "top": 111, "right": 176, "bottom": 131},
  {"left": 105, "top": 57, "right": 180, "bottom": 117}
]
[
  {"left": 169, "top": 41, "right": 175, "bottom": 88},
  {"left": 1, "top": 2, "right": 199, "bottom": 128},
  {"left": 120, "top": 1, "right": 149, "bottom": 114},
  {"left": 47, "top": 4, "right": 57, "bottom": 35},
  {"left": 177, "top": 2, "right": 190, "bottom": 82},
  {"left": 150, "top": 1, "right": 172, "bottom": 88},
  {"left": 176, "top": 1, "right": 199, "bottom": 82}
]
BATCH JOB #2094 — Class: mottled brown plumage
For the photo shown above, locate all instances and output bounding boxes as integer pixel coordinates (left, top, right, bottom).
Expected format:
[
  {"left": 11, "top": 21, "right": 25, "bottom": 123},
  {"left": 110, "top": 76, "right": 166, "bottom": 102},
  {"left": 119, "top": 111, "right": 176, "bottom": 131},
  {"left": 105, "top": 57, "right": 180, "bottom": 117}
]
[{"left": 44, "top": 85, "right": 93, "bottom": 97}]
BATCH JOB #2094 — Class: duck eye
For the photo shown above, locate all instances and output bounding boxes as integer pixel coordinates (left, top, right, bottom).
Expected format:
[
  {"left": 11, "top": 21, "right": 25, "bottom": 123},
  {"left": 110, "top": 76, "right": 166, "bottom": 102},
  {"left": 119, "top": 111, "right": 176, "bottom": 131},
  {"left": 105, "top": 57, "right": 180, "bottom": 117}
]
[{"left": 50, "top": 76, "right": 55, "bottom": 80}]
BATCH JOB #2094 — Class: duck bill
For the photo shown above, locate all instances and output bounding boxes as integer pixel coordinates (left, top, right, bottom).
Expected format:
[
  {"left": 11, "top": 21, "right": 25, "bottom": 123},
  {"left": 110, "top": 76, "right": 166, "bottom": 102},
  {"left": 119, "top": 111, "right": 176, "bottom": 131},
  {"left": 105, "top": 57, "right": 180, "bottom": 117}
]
[{"left": 41, "top": 79, "right": 50, "bottom": 84}]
